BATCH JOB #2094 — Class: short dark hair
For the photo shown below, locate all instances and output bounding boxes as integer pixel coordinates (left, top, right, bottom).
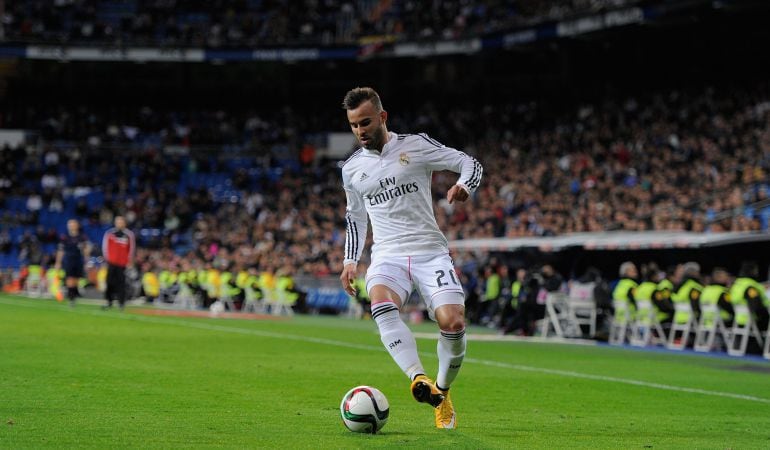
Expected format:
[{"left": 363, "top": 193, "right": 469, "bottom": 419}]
[
  {"left": 739, "top": 261, "right": 759, "bottom": 278},
  {"left": 342, "top": 87, "right": 383, "bottom": 111}
]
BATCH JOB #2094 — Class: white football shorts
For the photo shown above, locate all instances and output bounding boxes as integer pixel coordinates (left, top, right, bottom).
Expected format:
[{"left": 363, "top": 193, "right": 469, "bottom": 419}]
[{"left": 366, "top": 253, "right": 465, "bottom": 313}]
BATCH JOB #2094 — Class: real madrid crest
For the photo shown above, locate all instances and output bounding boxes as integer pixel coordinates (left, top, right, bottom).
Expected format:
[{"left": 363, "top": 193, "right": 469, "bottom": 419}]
[{"left": 399, "top": 152, "right": 410, "bottom": 166}]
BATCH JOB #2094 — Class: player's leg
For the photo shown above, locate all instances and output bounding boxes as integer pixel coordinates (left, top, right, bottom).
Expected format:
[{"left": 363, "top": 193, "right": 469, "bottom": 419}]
[
  {"left": 370, "top": 283, "right": 426, "bottom": 381},
  {"left": 431, "top": 298, "right": 465, "bottom": 429},
  {"left": 66, "top": 261, "right": 86, "bottom": 306},
  {"left": 413, "top": 254, "right": 466, "bottom": 428},
  {"left": 116, "top": 266, "right": 127, "bottom": 310},
  {"left": 434, "top": 301, "right": 466, "bottom": 391},
  {"left": 65, "top": 276, "right": 78, "bottom": 306}
]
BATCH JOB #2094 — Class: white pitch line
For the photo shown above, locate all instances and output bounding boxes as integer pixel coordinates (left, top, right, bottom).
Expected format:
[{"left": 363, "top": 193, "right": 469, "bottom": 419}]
[
  {"left": 463, "top": 357, "right": 770, "bottom": 404},
  {"left": 414, "top": 331, "right": 598, "bottom": 346},
  {"left": 3, "top": 298, "right": 769, "bottom": 404}
]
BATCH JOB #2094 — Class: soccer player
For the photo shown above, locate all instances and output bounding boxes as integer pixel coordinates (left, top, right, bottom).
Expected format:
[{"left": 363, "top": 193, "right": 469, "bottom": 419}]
[
  {"left": 102, "top": 215, "right": 136, "bottom": 310},
  {"left": 54, "top": 219, "right": 91, "bottom": 306},
  {"left": 338, "top": 87, "right": 483, "bottom": 429}
]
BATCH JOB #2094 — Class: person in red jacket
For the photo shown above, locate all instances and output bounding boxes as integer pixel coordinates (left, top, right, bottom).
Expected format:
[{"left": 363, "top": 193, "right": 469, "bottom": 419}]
[{"left": 101, "top": 216, "right": 136, "bottom": 310}]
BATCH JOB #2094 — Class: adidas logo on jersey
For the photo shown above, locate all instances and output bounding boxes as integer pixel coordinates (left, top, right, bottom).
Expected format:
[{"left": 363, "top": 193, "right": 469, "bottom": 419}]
[{"left": 359, "top": 172, "right": 369, "bottom": 181}]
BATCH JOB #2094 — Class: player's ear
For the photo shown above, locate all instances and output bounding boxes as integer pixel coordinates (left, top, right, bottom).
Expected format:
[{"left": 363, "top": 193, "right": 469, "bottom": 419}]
[{"left": 380, "top": 109, "right": 388, "bottom": 124}]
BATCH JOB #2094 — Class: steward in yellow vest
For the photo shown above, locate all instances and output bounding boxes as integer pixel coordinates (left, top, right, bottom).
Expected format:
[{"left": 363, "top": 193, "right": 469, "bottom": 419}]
[
  {"left": 141, "top": 265, "right": 160, "bottom": 302},
  {"left": 654, "top": 275, "right": 675, "bottom": 325},
  {"left": 729, "top": 262, "right": 769, "bottom": 331},
  {"left": 612, "top": 261, "right": 639, "bottom": 313},
  {"left": 276, "top": 270, "right": 300, "bottom": 311},
  {"left": 700, "top": 268, "right": 734, "bottom": 327},
  {"left": 672, "top": 262, "right": 703, "bottom": 325},
  {"left": 244, "top": 267, "right": 263, "bottom": 306},
  {"left": 46, "top": 267, "right": 65, "bottom": 301},
  {"left": 353, "top": 271, "right": 370, "bottom": 318},
  {"left": 221, "top": 269, "right": 244, "bottom": 309},
  {"left": 480, "top": 265, "right": 502, "bottom": 326},
  {"left": 500, "top": 268, "right": 527, "bottom": 335}
]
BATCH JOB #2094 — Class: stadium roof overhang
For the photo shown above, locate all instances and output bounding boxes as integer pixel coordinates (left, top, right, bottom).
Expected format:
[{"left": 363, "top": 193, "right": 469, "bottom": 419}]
[{"left": 448, "top": 231, "right": 770, "bottom": 252}]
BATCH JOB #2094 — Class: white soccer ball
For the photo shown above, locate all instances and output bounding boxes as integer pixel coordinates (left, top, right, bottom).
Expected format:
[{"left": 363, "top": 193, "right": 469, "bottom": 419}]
[{"left": 340, "top": 385, "right": 389, "bottom": 434}]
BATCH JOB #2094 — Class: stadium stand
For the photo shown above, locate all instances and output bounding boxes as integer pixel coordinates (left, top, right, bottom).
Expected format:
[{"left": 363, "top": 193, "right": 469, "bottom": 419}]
[
  {"left": 2, "top": 0, "right": 641, "bottom": 46},
  {"left": 2, "top": 81, "right": 770, "bottom": 274}
]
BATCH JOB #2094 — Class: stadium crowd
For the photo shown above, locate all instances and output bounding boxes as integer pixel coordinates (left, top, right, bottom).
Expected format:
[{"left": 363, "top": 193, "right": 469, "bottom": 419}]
[
  {"left": 2, "top": 0, "right": 639, "bottom": 47},
  {"left": 2, "top": 83, "right": 770, "bottom": 329}
]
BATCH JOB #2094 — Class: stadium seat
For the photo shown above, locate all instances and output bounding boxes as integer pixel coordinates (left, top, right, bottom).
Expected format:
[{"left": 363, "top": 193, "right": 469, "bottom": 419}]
[
  {"left": 274, "top": 288, "right": 295, "bottom": 316},
  {"left": 173, "top": 287, "right": 197, "bottom": 310},
  {"left": 629, "top": 300, "right": 665, "bottom": 347},
  {"left": 540, "top": 291, "right": 597, "bottom": 339},
  {"left": 220, "top": 290, "right": 238, "bottom": 312},
  {"left": 261, "top": 287, "right": 293, "bottom": 316},
  {"left": 241, "top": 284, "right": 264, "bottom": 314},
  {"left": 242, "top": 296, "right": 264, "bottom": 314},
  {"left": 609, "top": 299, "right": 632, "bottom": 345},
  {"left": 345, "top": 296, "right": 364, "bottom": 319},
  {"left": 23, "top": 265, "right": 46, "bottom": 298},
  {"left": 726, "top": 305, "right": 764, "bottom": 357},
  {"left": 693, "top": 303, "right": 729, "bottom": 353},
  {"left": 540, "top": 292, "right": 567, "bottom": 338},
  {"left": 565, "top": 282, "right": 597, "bottom": 338},
  {"left": 666, "top": 302, "right": 694, "bottom": 350}
]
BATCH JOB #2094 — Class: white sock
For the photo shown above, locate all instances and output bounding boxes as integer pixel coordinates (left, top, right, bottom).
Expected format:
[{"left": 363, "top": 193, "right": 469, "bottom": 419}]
[
  {"left": 436, "top": 328, "right": 466, "bottom": 391},
  {"left": 372, "top": 301, "right": 424, "bottom": 380}
]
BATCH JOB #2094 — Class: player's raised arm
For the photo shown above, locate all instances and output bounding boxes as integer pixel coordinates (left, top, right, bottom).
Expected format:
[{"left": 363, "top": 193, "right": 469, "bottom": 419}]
[{"left": 417, "top": 133, "right": 483, "bottom": 203}]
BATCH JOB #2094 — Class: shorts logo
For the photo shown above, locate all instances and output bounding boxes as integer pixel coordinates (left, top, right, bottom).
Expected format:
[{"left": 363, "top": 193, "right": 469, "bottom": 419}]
[{"left": 399, "top": 153, "right": 410, "bottom": 166}]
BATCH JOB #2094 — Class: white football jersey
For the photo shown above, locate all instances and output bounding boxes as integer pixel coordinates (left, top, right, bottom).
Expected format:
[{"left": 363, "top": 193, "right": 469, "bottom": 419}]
[{"left": 342, "top": 131, "right": 483, "bottom": 265}]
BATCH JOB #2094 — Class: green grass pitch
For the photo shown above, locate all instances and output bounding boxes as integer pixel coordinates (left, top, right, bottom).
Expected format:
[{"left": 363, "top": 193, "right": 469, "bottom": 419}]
[{"left": 1, "top": 294, "right": 769, "bottom": 449}]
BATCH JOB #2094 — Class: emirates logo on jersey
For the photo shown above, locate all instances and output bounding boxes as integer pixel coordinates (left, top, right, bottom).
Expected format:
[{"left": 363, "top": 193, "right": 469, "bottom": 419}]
[{"left": 399, "top": 153, "right": 410, "bottom": 166}]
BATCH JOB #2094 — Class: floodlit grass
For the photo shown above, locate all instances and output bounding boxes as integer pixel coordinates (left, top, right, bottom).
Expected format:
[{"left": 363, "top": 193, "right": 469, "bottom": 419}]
[{"left": 1, "top": 294, "right": 769, "bottom": 449}]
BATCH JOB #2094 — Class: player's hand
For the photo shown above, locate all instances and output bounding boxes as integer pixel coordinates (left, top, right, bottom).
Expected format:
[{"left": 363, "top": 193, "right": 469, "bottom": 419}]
[
  {"left": 340, "top": 263, "right": 358, "bottom": 296},
  {"left": 447, "top": 184, "right": 469, "bottom": 204}
]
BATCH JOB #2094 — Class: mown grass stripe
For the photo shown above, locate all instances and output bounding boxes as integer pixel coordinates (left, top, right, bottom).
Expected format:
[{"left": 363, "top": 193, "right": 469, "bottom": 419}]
[{"left": 3, "top": 297, "right": 769, "bottom": 405}]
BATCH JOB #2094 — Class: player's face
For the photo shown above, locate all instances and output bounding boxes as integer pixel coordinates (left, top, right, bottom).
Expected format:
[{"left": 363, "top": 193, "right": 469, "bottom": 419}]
[
  {"left": 67, "top": 220, "right": 79, "bottom": 235},
  {"left": 347, "top": 100, "right": 387, "bottom": 151}
]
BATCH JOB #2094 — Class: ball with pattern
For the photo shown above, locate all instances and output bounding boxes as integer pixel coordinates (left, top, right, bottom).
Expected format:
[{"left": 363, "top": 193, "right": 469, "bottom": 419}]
[{"left": 340, "top": 386, "right": 389, "bottom": 434}]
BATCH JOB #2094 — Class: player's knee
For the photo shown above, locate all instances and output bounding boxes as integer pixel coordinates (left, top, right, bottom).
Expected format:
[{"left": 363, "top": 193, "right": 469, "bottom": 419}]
[
  {"left": 369, "top": 284, "right": 404, "bottom": 307},
  {"left": 436, "top": 306, "right": 465, "bottom": 332},
  {"left": 441, "top": 315, "right": 466, "bottom": 332}
]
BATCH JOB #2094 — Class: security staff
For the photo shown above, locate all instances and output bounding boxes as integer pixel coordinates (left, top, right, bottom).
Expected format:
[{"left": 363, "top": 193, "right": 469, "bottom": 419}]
[
  {"left": 612, "top": 261, "right": 638, "bottom": 313},
  {"left": 700, "top": 268, "right": 734, "bottom": 327},
  {"left": 634, "top": 263, "right": 660, "bottom": 307},
  {"left": 499, "top": 268, "right": 525, "bottom": 333},
  {"left": 653, "top": 269, "right": 676, "bottom": 325},
  {"left": 729, "top": 262, "right": 769, "bottom": 332},
  {"left": 672, "top": 262, "right": 704, "bottom": 325},
  {"left": 480, "top": 265, "right": 501, "bottom": 326}
]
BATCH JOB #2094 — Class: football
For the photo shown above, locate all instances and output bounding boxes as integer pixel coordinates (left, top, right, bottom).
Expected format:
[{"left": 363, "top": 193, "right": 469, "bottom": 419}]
[{"left": 339, "top": 386, "right": 390, "bottom": 434}]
